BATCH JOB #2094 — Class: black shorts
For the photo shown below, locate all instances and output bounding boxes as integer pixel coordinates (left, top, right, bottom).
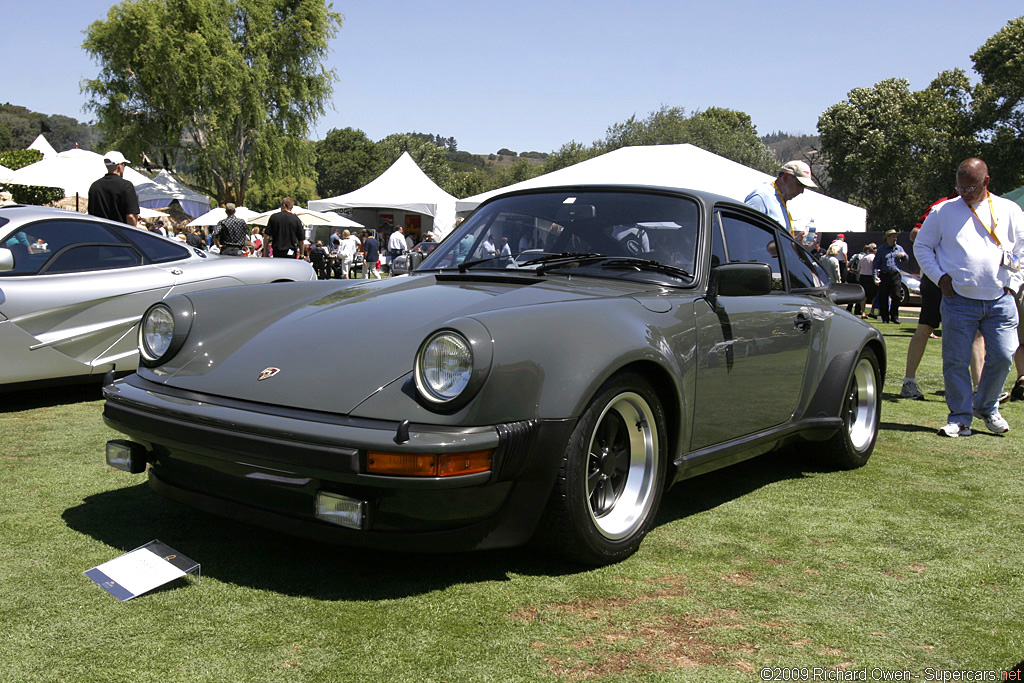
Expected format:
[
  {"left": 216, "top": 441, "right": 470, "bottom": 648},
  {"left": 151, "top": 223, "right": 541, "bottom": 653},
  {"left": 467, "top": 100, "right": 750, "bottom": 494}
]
[{"left": 918, "top": 275, "right": 942, "bottom": 329}]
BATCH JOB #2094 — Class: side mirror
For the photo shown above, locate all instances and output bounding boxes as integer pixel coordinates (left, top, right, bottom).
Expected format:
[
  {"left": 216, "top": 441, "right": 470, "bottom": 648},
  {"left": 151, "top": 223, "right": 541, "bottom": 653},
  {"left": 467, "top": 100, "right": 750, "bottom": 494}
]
[
  {"left": 829, "top": 283, "right": 865, "bottom": 305},
  {"left": 0, "top": 247, "right": 13, "bottom": 272},
  {"left": 711, "top": 262, "right": 773, "bottom": 297}
]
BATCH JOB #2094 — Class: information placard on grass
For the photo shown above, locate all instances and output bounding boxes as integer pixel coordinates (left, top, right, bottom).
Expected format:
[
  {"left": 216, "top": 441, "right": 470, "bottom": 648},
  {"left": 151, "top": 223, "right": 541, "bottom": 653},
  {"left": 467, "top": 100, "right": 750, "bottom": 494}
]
[{"left": 84, "top": 540, "right": 200, "bottom": 601}]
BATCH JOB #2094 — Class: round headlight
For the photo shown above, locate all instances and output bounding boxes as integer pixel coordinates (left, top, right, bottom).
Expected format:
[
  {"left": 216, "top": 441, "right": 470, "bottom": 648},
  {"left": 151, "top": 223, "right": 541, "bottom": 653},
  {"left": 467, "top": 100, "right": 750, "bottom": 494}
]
[
  {"left": 138, "top": 299, "right": 192, "bottom": 366},
  {"left": 415, "top": 331, "right": 473, "bottom": 403},
  {"left": 140, "top": 304, "right": 175, "bottom": 361}
]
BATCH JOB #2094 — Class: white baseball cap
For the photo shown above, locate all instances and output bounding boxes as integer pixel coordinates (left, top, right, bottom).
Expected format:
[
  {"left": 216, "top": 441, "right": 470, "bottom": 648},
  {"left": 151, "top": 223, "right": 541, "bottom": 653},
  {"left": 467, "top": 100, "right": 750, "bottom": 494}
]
[{"left": 103, "top": 151, "right": 131, "bottom": 166}]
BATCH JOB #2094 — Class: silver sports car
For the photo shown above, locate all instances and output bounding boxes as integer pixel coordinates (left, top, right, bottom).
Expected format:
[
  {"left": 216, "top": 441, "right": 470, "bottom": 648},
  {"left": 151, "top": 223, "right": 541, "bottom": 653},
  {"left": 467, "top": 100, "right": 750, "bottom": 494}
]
[
  {"left": 103, "top": 186, "right": 885, "bottom": 566},
  {"left": 0, "top": 205, "right": 314, "bottom": 391}
]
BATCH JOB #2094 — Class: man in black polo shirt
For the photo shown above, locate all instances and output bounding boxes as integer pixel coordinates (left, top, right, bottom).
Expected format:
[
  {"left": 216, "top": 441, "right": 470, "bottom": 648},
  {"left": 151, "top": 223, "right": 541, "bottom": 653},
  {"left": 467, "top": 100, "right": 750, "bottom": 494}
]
[
  {"left": 88, "top": 151, "right": 140, "bottom": 225},
  {"left": 265, "top": 197, "right": 304, "bottom": 258},
  {"left": 212, "top": 203, "right": 248, "bottom": 256}
]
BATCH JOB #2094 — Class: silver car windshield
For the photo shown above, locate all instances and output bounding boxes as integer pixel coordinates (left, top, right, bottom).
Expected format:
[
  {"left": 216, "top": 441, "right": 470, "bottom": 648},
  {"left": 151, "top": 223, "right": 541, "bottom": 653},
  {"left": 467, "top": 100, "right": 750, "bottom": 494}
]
[{"left": 421, "top": 190, "right": 700, "bottom": 283}]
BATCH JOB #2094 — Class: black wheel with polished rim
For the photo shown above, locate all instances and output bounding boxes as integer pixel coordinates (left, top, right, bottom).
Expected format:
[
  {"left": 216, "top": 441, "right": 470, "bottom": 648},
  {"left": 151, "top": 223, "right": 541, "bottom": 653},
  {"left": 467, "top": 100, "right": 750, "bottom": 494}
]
[
  {"left": 822, "top": 348, "right": 881, "bottom": 469},
  {"left": 536, "top": 372, "right": 667, "bottom": 566}
]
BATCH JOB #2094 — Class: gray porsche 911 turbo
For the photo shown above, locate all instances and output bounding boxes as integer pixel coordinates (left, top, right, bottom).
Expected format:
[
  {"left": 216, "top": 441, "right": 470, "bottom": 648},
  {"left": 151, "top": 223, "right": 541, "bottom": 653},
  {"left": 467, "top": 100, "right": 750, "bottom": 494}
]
[
  {"left": 0, "top": 205, "right": 314, "bottom": 391},
  {"left": 102, "top": 185, "right": 884, "bottom": 565}
]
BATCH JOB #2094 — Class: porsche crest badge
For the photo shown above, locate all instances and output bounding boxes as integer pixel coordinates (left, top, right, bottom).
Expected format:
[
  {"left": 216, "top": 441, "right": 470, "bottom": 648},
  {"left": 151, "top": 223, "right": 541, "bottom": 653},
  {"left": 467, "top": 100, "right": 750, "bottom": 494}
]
[{"left": 257, "top": 367, "right": 281, "bottom": 381}]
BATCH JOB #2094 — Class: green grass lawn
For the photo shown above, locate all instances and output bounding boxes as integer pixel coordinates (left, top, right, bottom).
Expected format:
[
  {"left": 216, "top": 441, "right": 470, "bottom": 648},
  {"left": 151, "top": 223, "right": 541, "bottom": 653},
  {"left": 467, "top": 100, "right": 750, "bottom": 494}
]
[{"left": 2, "top": 321, "right": 1022, "bottom": 682}]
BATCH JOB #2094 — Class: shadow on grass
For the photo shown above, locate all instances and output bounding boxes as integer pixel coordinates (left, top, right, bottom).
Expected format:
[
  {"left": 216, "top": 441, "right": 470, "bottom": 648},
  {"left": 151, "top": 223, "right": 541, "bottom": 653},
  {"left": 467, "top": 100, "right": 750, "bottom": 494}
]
[
  {"left": 62, "top": 482, "right": 578, "bottom": 601},
  {"left": 63, "top": 449, "right": 827, "bottom": 599},
  {"left": 657, "top": 448, "right": 818, "bottom": 523},
  {"left": 0, "top": 382, "right": 105, "bottom": 412}
]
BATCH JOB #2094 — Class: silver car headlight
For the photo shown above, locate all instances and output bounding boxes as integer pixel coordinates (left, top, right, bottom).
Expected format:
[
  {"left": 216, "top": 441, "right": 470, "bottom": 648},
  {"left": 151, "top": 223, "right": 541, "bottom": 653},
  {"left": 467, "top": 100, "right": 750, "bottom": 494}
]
[
  {"left": 415, "top": 331, "right": 474, "bottom": 403},
  {"left": 138, "top": 299, "right": 193, "bottom": 366}
]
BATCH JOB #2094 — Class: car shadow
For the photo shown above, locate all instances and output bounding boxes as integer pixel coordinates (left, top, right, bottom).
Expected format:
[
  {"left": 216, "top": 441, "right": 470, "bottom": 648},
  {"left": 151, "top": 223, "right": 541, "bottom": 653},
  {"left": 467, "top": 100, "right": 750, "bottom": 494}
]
[
  {"left": 656, "top": 449, "right": 819, "bottom": 522},
  {"left": 63, "top": 449, "right": 863, "bottom": 600},
  {"left": 62, "top": 482, "right": 577, "bottom": 601},
  {"left": 0, "top": 382, "right": 105, "bottom": 412}
]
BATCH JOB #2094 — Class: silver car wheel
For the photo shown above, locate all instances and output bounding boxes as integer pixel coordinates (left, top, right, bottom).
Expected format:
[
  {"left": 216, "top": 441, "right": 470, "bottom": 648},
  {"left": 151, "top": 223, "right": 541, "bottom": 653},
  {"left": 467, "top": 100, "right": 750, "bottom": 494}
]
[
  {"left": 845, "top": 356, "right": 879, "bottom": 453},
  {"left": 585, "top": 392, "right": 660, "bottom": 541}
]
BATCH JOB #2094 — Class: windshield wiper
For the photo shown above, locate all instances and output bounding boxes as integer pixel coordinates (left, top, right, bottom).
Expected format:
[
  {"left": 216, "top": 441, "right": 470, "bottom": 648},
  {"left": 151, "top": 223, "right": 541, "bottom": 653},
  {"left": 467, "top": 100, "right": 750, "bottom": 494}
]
[
  {"left": 599, "top": 258, "right": 694, "bottom": 280},
  {"left": 530, "top": 253, "right": 610, "bottom": 275},
  {"left": 457, "top": 252, "right": 604, "bottom": 274}
]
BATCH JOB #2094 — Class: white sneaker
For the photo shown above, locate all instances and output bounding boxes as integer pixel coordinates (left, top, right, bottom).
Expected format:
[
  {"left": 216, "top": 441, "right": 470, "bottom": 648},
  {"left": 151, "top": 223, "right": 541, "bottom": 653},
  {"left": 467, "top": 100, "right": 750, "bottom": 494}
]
[
  {"left": 973, "top": 410, "right": 1010, "bottom": 434},
  {"left": 901, "top": 378, "right": 925, "bottom": 400},
  {"left": 937, "top": 422, "right": 972, "bottom": 437}
]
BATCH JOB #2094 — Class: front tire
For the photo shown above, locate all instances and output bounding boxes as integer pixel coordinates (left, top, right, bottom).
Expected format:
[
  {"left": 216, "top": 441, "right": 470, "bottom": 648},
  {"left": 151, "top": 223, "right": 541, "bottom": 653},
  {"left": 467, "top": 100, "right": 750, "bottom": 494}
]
[
  {"left": 823, "top": 348, "right": 881, "bottom": 469},
  {"left": 536, "top": 373, "right": 667, "bottom": 566}
]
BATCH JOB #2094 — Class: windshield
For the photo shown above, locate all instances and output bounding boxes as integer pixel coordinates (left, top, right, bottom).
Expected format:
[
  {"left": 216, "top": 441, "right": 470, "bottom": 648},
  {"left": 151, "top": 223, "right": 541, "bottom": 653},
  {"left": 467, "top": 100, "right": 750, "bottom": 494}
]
[{"left": 420, "top": 190, "right": 700, "bottom": 283}]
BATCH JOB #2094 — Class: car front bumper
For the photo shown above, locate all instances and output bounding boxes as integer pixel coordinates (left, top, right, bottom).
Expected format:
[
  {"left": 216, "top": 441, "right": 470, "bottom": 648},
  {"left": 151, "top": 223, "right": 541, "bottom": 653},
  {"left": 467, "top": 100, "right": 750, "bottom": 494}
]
[{"left": 102, "top": 375, "right": 574, "bottom": 552}]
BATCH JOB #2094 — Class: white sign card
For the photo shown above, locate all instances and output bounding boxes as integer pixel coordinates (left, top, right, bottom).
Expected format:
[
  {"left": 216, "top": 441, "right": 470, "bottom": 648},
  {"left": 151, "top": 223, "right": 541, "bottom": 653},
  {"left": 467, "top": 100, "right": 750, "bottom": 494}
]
[{"left": 85, "top": 540, "right": 200, "bottom": 601}]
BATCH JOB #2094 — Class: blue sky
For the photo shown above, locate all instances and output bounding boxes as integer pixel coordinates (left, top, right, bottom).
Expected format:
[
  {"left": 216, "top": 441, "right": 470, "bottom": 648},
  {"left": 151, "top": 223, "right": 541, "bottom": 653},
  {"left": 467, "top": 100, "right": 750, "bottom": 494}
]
[{"left": 5, "top": 1, "right": 1022, "bottom": 155}]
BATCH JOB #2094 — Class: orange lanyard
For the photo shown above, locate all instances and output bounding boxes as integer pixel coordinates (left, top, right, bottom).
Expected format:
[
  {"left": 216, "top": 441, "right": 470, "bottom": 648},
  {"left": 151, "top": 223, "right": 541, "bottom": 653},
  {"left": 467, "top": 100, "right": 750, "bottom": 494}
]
[
  {"left": 967, "top": 192, "right": 1000, "bottom": 246},
  {"left": 772, "top": 182, "right": 795, "bottom": 236}
]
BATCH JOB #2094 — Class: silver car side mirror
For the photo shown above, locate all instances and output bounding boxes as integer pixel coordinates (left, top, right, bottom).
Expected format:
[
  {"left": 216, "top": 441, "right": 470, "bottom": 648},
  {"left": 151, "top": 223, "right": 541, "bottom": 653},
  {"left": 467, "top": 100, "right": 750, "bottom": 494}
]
[{"left": 0, "top": 247, "right": 14, "bottom": 272}]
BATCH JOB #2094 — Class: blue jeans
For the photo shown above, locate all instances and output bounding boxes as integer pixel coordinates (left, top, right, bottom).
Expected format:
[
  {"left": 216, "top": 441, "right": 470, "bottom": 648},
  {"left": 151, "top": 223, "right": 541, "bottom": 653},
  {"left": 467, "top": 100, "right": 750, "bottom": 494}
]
[{"left": 940, "top": 292, "right": 1019, "bottom": 425}]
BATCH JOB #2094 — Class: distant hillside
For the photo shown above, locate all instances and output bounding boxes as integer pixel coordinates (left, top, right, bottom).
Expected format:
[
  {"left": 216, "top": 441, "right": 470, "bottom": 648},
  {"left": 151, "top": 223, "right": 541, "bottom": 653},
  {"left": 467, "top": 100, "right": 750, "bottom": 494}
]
[
  {"left": 0, "top": 104, "right": 97, "bottom": 152},
  {"left": 763, "top": 132, "right": 826, "bottom": 186}
]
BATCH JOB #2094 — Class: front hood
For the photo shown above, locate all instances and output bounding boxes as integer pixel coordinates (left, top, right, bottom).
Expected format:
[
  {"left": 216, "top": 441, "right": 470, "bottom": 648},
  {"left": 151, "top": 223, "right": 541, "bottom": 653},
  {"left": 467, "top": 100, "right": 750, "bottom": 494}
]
[{"left": 148, "top": 273, "right": 662, "bottom": 414}]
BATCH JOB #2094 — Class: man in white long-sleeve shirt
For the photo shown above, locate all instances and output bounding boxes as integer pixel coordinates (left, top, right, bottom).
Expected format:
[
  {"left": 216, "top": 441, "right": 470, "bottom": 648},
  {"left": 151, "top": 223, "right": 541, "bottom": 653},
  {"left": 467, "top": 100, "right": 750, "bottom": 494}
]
[{"left": 914, "top": 158, "right": 1024, "bottom": 437}]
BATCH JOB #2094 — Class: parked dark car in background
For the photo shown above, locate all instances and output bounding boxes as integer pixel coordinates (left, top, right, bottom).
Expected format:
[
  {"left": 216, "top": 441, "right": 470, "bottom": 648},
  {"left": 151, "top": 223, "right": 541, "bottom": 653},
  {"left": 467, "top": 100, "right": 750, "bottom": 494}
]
[
  {"left": 390, "top": 241, "right": 438, "bottom": 275},
  {"left": 103, "top": 185, "right": 885, "bottom": 566},
  {"left": 0, "top": 205, "right": 314, "bottom": 391}
]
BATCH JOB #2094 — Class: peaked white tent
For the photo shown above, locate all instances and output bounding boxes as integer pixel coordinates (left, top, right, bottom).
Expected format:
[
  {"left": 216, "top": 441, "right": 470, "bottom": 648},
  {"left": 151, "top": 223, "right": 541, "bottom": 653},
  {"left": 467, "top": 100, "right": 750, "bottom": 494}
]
[
  {"left": 7, "top": 147, "right": 152, "bottom": 197},
  {"left": 0, "top": 163, "right": 13, "bottom": 182},
  {"left": 134, "top": 170, "right": 212, "bottom": 218},
  {"left": 27, "top": 134, "right": 57, "bottom": 159},
  {"left": 309, "top": 152, "right": 458, "bottom": 239},
  {"left": 187, "top": 206, "right": 260, "bottom": 227},
  {"left": 458, "top": 144, "right": 867, "bottom": 233},
  {"left": 247, "top": 206, "right": 362, "bottom": 229}
]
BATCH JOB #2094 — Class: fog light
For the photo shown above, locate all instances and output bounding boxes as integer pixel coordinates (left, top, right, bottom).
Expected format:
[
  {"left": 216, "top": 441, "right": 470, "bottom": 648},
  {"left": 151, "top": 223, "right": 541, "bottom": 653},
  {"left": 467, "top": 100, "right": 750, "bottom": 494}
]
[
  {"left": 106, "top": 440, "right": 148, "bottom": 473},
  {"left": 315, "top": 492, "right": 366, "bottom": 530}
]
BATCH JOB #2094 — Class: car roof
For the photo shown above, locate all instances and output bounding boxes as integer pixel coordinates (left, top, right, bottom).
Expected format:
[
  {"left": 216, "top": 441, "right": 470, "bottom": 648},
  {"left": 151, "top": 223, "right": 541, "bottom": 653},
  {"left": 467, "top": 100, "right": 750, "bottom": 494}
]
[{"left": 480, "top": 183, "right": 749, "bottom": 213}]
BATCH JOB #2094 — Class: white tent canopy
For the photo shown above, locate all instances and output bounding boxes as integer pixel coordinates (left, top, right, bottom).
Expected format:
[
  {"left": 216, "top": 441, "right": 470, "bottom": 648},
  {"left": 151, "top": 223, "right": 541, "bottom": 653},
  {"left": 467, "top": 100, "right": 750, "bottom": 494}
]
[
  {"left": 309, "top": 152, "right": 458, "bottom": 239},
  {"left": 27, "top": 134, "right": 57, "bottom": 160},
  {"left": 247, "top": 206, "right": 362, "bottom": 228},
  {"left": 187, "top": 206, "right": 260, "bottom": 227},
  {"left": 458, "top": 144, "right": 867, "bottom": 234},
  {"left": 0, "top": 163, "right": 13, "bottom": 182},
  {"left": 135, "top": 170, "right": 212, "bottom": 218},
  {"left": 7, "top": 147, "right": 152, "bottom": 197}
]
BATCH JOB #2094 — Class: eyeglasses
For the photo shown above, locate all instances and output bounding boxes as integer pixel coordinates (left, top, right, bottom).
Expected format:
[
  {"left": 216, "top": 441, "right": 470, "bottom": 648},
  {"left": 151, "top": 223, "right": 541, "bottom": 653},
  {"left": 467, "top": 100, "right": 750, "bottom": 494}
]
[{"left": 955, "top": 185, "right": 978, "bottom": 194}]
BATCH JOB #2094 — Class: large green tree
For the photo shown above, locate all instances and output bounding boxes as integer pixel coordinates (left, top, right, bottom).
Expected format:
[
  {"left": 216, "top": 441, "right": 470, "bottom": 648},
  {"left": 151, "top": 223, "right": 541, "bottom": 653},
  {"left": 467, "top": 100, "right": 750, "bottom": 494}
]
[
  {"left": 972, "top": 16, "right": 1024, "bottom": 190},
  {"left": 600, "top": 105, "right": 778, "bottom": 173},
  {"left": 372, "top": 133, "right": 454, "bottom": 193},
  {"left": 314, "top": 127, "right": 376, "bottom": 198},
  {"left": 817, "top": 75, "right": 977, "bottom": 232},
  {"left": 82, "top": 0, "right": 341, "bottom": 205}
]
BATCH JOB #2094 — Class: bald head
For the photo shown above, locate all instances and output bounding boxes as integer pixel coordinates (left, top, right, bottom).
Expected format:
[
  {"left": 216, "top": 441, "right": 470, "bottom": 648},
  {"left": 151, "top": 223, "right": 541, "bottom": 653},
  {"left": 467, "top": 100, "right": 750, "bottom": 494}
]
[{"left": 956, "top": 158, "right": 990, "bottom": 205}]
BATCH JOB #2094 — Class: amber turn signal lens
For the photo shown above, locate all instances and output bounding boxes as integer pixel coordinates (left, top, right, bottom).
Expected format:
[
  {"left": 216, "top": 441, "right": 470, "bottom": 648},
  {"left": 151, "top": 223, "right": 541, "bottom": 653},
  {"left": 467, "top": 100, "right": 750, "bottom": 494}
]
[
  {"left": 367, "top": 450, "right": 492, "bottom": 477},
  {"left": 437, "top": 450, "right": 492, "bottom": 477},
  {"left": 367, "top": 452, "right": 437, "bottom": 476}
]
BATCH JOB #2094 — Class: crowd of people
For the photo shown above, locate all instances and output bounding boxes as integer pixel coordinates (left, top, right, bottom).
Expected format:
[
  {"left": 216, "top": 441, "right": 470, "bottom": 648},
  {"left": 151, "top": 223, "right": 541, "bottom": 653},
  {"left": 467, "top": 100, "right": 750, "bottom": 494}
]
[{"left": 746, "top": 158, "right": 1024, "bottom": 438}]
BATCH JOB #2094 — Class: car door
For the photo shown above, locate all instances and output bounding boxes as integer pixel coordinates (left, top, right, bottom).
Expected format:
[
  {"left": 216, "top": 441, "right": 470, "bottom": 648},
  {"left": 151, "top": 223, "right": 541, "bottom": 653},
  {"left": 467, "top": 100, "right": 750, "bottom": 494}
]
[
  {"left": 0, "top": 218, "right": 179, "bottom": 383},
  {"left": 690, "top": 210, "right": 816, "bottom": 450}
]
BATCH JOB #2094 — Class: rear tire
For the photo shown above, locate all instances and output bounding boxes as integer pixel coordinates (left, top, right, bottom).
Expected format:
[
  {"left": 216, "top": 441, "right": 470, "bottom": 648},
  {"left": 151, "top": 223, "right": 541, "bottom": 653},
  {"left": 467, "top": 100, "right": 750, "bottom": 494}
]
[
  {"left": 822, "top": 348, "right": 881, "bottom": 469},
  {"left": 536, "top": 373, "right": 667, "bottom": 566}
]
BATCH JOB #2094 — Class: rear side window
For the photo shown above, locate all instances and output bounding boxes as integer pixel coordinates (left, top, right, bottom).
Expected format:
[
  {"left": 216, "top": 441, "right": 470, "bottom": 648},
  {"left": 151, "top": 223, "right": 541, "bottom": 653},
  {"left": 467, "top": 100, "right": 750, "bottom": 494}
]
[
  {"left": 779, "top": 237, "right": 826, "bottom": 290},
  {"left": 121, "top": 227, "right": 190, "bottom": 263},
  {"left": 44, "top": 245, "right": 143, "bottom": 274}
]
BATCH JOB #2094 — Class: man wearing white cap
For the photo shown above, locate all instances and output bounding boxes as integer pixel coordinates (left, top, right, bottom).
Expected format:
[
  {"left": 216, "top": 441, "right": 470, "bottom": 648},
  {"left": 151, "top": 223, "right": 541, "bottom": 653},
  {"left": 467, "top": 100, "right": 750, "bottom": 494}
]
[
  {"left": 744, "top": 160, "right": 817, "bottom": 236},
  {"left": 88, "top": 150, "right": 140, "bottom": 226}
]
